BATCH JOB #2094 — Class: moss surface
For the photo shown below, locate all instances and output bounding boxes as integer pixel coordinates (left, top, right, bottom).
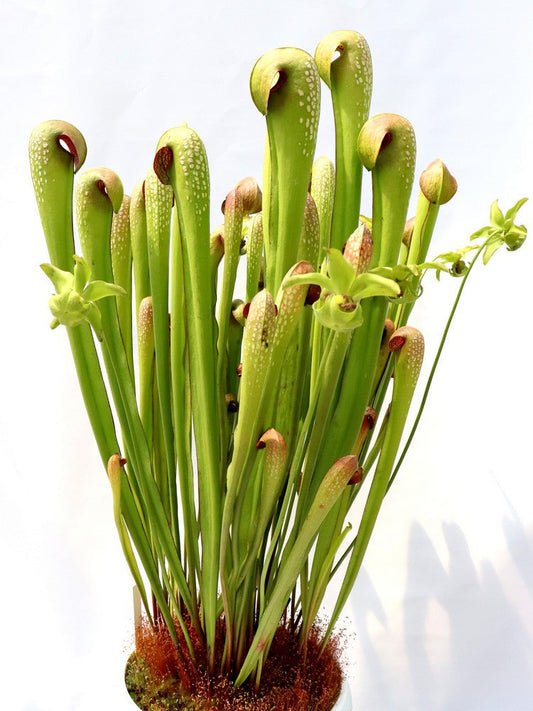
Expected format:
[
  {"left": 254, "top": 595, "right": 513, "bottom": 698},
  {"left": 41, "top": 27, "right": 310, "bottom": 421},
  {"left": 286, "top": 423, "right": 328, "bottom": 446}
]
[{"left": 125, "top": 620, "right": 345, "bottom": 711}]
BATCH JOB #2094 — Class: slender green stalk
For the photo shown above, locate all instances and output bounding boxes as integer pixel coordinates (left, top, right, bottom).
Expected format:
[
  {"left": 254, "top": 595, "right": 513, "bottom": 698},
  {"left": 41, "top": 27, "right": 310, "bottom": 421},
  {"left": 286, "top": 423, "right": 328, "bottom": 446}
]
[
  {"left": 111, "top": 194, "right": 133, "bottom": 376},
  {"left": 144, "top": 167, "right": 179, "bottom": 544},
  {"left": 75, "top": 168, "right": 194, "bottom": 625},
  {"left": 30, "top": 124, "right": 153, "bottom": 594},
  {"left": 315, "top": 114, "right": 416, "bottom": 472},
  {"left": 394, "top": 159, "right": 457, "bottom": 327},
  {"left": 245, "top": 213, "right": 264, "bottom": 302},
  {"left": 235, "top": 456, "right": 360, "bottom": 686},
  {"left": 220, "top": 289, "right": 277, "bottom": 666},
  {"left": 154, "top": 126, "right": 221, "bottom": 669},
  {"left": 170, "top": 203, "right": 200, "bottom": 601},
  {"left": 271, "top": 195, "right": 320, "bottom": 455},
  {"left": 258, "top": 330, "right": 335, "bottom": 609},
  {"left": 236, "top": 429, "right": 288, "bottom": 586},
  {"left": 293, "top": 330, "right": 352, "bottom": 521},
  {"left": 323, "top": 327, "right": 425, "bottom": 646},
  {"left": 387, "top": 241, "right": 482, "bottom": 491},
  {"left": 302, "top": 114, "right": 416, "bottom": 626},
  {"left": 217, "top": 188, "right": 244, "bottom": 452},
  {"left": 226, "top": 301, "right": 244, "bottom": 405},
  {"left": 310, "top": 155, "right": 335, "bottom": 253},
  {"left": 137, "top": 296, "right": 155, "bottom": 451},
  {"left": 130, "top": 180, "right": 151, "bottom": 318},
  {"left": 107, "top": 454, "right": 152, "bottom": 622},
  {"left": 210, "top": 225, "right": 225, "bottom": 291},
  {"left": 30, "top": 122, "right": 119, "bottom": 463}
]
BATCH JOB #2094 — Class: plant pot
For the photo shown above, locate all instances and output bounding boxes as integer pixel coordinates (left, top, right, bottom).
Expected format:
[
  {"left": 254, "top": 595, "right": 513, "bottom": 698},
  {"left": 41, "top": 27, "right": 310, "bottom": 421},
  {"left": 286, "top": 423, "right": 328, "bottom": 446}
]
[
  {"left": 125, "top": 653, "right": 352, "bottom": 710},
  {"left": 331, "top": 676, "right": 352, "bottom": 711}
]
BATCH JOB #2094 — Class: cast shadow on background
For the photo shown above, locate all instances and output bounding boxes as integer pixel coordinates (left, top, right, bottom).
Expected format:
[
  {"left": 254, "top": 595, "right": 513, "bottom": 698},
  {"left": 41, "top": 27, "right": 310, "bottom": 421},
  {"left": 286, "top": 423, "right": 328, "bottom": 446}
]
[
  {"left": 350, "top": 521, "right": 533, "bottom": 710},
  {"left": 405, "top": 521, "right": 533, "bottom": 710}
]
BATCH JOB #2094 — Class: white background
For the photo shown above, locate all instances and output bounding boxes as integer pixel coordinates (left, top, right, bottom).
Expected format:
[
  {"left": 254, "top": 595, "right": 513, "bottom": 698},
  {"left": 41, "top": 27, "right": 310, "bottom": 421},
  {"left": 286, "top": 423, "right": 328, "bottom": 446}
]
[{"left": 1, "top": 0, "right": 532, "bottom": 709}]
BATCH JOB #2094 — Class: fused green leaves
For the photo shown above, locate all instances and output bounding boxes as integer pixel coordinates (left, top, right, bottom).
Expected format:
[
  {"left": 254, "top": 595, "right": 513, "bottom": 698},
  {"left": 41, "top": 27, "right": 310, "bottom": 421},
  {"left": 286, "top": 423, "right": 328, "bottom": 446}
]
[
  {"left": 315, "top": 31, "right": 372, "bottom": 250},
  {"left": 29, "top": 120, "right": 87, "bottom": 270},
  {"left": 251, "top": 47, "right": 321, "bottom": 292}
]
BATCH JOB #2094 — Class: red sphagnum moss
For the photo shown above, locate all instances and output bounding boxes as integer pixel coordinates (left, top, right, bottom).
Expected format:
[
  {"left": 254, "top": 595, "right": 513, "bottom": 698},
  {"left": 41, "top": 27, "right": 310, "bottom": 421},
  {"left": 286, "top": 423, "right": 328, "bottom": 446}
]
[{"left": 126, "top": 615, "right": 346, "bottom": 711}]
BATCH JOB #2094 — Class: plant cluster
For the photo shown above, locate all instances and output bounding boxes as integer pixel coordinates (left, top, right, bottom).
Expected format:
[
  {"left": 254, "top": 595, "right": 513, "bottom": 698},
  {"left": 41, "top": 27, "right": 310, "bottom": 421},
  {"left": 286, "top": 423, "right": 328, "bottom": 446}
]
[{"left": 30, "top": 28, "right": 526, "bottom": 701}]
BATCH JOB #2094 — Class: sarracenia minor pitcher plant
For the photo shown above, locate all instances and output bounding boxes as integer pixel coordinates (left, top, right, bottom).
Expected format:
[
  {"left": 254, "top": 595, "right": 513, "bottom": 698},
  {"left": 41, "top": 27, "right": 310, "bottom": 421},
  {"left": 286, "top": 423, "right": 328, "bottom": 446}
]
[{"left": 30, "top": 29, "right": 527, "bottom": 690}]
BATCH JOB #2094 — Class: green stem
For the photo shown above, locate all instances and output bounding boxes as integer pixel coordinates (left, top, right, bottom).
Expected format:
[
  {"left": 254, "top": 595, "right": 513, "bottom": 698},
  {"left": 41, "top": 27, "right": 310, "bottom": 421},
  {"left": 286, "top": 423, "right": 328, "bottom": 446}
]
[
  {"left": 315, "top": 31, "right": 372, "bottom": 251},
  {"left": 387, "top": 243, "right": 483, "bottom": 492},
  {"left": 235, "top": 455, "right": 359, "bottom": 686},
  {"left": 170, "top": 203, "right": 201, "bottom": 606},
  {"left": 145, "top": 168, "right": 179, "bottom": 545},
  {"left": 130, "top": 180, "right": 151, "bottom": 318},
  {"left": 111, "top": 194, "right": 134, "bottom": 377},
  {"left": 217, "top": 189, "right": 244, "bottom": 457},
  {"left": 76, "top": 169, "right": 194, "bottom": 622},
  {"left": 322, "top": 326, "right": 424, "bottom": 647},
  {"left": 155, "top": 126, "right": 222, "bottom": 669}
]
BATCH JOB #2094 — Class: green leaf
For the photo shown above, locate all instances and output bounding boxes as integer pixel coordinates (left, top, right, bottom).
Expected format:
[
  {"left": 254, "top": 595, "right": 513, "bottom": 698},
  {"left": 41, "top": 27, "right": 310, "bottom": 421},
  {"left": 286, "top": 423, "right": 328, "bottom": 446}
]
[
  {"left": 435, "top": 246, "right": 477, "bottom": 263},
  {"left": 419, "top": 260, "right": 454, "bottom": 274},
  {"left": 325, "top": 247, "right": 357, "bottom": 292},
  {"left": 84, "top": 302, "right": 104, "bottom": 340},
  {"left": 350, "top": 272, "right": 401, "bottom": 300},
  {"left": 504, "top": 197, "right": 528, "bottom": 223},
  {"left": 371, "top": 264, "right": 422, "bottom": 299},
  {"left": 470, "top": 226, "right": 493, "bottom": 242},
  {"left": 73, "top": 255, "right": 92, "bottom": 292},
  {"left": 41, "top": 262, "right": 74, "bottom": 293},
  {"left": 82, "top": 280, "right": 126, "bottom": 302},
  {"left": 282, "top": 271, "right": 331, "bottom": 292},
  {"left": 482, "top": 237, "right": 505, "bottom": 264},
  {"left": 490, "top": 200, "right": 504, "bottom": 228},
  {"left": 504, "top": 223, "right": 528, "bottom": 251}
]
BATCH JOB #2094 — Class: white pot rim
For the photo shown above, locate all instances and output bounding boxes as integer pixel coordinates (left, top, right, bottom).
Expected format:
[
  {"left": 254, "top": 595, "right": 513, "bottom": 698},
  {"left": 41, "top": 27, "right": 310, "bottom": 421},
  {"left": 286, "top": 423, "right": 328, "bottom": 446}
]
[{"left": 333, "top": 675, "right": 352, "bottom": 711}]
